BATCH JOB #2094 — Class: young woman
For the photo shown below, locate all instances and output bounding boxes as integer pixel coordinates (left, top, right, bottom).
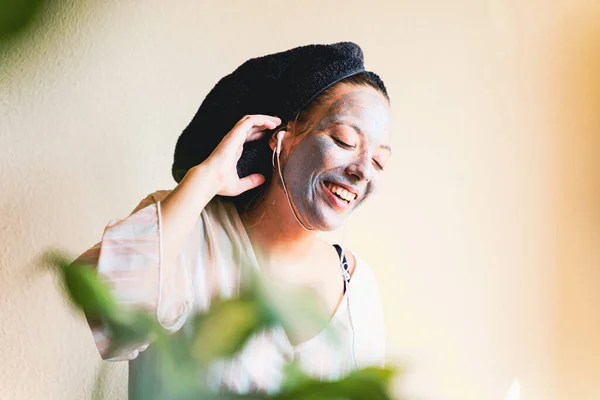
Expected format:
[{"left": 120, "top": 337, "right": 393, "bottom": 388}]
[{"left": 75, "top": 42, "right": 392, "bottom": 395}]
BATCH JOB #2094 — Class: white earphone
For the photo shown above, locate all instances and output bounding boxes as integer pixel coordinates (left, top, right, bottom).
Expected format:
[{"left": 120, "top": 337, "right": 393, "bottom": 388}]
[{"left": 276, "top": 130, "right": 284, "bottom": 155}]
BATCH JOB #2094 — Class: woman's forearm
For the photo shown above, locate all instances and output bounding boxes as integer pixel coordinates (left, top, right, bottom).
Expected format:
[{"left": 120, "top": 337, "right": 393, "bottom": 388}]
[{"left": 158, "top": 162, "right": 219, "bottom": 270}]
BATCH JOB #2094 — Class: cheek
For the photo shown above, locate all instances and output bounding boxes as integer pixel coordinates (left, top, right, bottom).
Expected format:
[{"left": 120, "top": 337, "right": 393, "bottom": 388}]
[
  {"left": 310, "top": 136, "right": 348, "bottom": 170},
  {"left": 289, "top": 136, "right": 339, "bottom": 172},
  {"left": 369, "top": 179, "right": 380, "bottom": 195},
  {"left": 364, "top": 175, "right": 382, "bottom": 198}
]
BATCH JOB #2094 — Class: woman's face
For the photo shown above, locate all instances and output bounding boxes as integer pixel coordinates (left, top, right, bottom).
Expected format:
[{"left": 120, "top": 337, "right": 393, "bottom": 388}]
[{"left": 280, "top": 83, "right": 392, "bottom": 231}]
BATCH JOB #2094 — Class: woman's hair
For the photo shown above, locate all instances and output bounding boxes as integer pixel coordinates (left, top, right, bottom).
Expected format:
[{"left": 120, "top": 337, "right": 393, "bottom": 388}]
[
  {"left": 235, "top": 71, "right": 389, "bottom": 213},
  {"left": 292, "top": 71, "right": 389, "bottom": 135}
]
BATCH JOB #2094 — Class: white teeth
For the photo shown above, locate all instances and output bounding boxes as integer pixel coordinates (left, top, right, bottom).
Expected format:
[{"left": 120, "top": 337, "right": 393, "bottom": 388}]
[{"left": 326, "top": 182, "right": 357, "bottom": 202}]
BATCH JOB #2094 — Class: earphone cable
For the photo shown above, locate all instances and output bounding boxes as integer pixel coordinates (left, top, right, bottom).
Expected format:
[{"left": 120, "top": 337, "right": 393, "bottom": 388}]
[
  {"left": 339, "top": 214, "right": 358, "bottom": 369},
  {"left": 273, "top": 127, "right": 357, "bottom": 367},
  {"left": 274, "top": 132, "right": 313, "bottom": 232}
]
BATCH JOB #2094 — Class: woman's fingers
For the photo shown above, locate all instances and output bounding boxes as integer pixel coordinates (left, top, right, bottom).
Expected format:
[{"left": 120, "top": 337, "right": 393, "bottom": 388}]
[
  {"left": 209, "top": 114, "right": 280, "bottom": 196},
  {"left": 245, "top": 127, "right": 270, "bottom": 142},
  {"left": 235, "top": 173, "right": 266, "bottom": 194},
  {"left": 237, "top": 114, "right": 281, "bottom": 127},
  {"left": 230, "top": 115, "right": 281, "bottom": 143}
]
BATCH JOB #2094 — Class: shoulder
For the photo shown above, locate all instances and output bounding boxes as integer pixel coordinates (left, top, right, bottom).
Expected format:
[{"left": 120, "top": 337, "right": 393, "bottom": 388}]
[
  {"left": 148, "top": 190, "right": 172, "bottom": 203},
  {"left": 129, "top": 190, "right": 172, "bottom": 214},
  {"left": 345, "top": 251, "right": 386, "bottom": 365},
  {"left": 342, "top": 251, "right": 382, "bottom": 312},
  {"left": 130, "top": 190, "right": 239, "bottom": 230},
  {"left": 351, "top": 253, "right": 380, "bottom": 292},
  {"left": 203, "top": 197, "right": 241, "bottom": 226},
  {"left": 130, "top": 191, "right": 232, "bottom": 218},
  {"left": 340, "top": 249, "right": 375, "bottom": 282}
]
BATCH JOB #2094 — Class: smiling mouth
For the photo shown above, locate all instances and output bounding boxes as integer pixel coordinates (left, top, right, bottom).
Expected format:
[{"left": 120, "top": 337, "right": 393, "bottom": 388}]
[{"left": 324, "top": 181, "right": 357, "bottom": 204}]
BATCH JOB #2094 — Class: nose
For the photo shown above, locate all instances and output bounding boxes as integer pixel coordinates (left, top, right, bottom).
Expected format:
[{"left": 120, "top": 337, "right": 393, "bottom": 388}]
[{"left": 346, "top": 150, "right": 372, "bottom": 182}]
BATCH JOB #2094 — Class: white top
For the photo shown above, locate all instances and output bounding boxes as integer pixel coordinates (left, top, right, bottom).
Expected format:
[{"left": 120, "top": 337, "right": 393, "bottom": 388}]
[{"left": 77, "top": 190, "right": 385, "bottom": 394}]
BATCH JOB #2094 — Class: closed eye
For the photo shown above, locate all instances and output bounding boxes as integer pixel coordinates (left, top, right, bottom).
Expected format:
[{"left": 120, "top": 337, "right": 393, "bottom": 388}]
[
  {"left": 333, "top": 137, "right": 356, "bottom": 149},
  {"left": 373, "top": 159, "right": 384, "bottom": 171}
]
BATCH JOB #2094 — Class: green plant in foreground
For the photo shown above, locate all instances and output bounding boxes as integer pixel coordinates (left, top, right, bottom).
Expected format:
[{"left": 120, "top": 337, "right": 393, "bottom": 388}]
[
  {"left": 0, "top": 0, "right": 42, "bottom": 40},
  {"left": 42, "top": 250, "right": 399, "bottom": 400}
]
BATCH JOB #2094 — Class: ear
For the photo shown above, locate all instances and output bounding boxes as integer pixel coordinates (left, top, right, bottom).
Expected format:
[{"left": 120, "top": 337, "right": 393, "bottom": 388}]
[
  {"left": 269, "top": 121, "right": 299, "bottom": 151},
  {"left": 268, "top": 127, "right": 289, "bottom": 152},
  {"left": 268, "top": 129, "right": 280, "bottom": 152}
]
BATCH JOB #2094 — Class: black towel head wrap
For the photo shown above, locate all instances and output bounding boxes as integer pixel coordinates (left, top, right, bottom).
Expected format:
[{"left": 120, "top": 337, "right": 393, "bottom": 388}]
[{"left": 172, "top": 41, "right": 387, "bottom": 209}]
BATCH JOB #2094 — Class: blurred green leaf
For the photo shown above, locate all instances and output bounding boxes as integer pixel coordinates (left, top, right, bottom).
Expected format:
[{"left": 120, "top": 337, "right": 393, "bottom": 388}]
[
  {"left": 0, "top": 0, "right": 42, "bottom": 39},
  {"left": 280, "top": 363, "right": 314, "bottom": 392},
  {"left": 104, "top": 310, "right": 160, "bottom": 357},
  {"left": 192, "top": 296, "right": 275, "bottom": 363},
  {"left": 44, "top": 247, "right": 401, "bottom": 399},
  {"left": 43, "top": 251, "right": 120, "bottom": 320},
  {"left": 276, "top": 366, "right": 397, "bottom": 400},
  {"left": 42, "top": 251, "right": 162, "bottom": 358},
  {"left": 257, "top": 279, "right": 336, "bottom": 346},
  {"left": 64, "top": 262, "right": 120, "bottom": 320},
  {"left": 346, "top": 366, "right": 397, "bottom": 387}
]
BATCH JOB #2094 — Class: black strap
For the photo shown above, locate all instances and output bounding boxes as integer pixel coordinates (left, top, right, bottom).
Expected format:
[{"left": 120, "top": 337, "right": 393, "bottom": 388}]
[{"left": 333, "top": 244, "right": 350, "bottom": 293}]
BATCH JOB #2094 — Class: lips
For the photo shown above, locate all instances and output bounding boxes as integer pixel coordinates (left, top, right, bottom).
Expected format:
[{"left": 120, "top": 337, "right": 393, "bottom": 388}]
[{"left": 322, "top": 180, "right": 359, "bottom": 210}]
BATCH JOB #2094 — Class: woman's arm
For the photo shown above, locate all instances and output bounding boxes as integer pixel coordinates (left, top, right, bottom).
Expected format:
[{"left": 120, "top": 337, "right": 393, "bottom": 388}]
[
  {"left": 158, "top": 113, "right": 281, "bottom": 281},
  {"left": 76, "top": 115, "right": 281, "bottom": 361},
  {"left": 157, "top": 162, "right": 219, "bottom": 276}
]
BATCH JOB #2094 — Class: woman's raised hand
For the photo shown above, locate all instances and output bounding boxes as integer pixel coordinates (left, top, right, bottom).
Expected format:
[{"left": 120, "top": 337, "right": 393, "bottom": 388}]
[{"left": 204, "top": 114, "right": 281, "bottom": 197}]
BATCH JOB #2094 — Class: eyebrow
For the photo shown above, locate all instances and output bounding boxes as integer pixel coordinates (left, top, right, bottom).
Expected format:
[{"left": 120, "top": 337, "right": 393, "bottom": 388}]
[{"left": 330, "top": 120, "right": 392, "bottom": 154}]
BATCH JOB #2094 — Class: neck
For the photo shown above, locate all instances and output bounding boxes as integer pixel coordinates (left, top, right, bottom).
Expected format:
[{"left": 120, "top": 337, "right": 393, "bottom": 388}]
[{"left": 240, "top": 184, "right": 319, "bottom": 268}]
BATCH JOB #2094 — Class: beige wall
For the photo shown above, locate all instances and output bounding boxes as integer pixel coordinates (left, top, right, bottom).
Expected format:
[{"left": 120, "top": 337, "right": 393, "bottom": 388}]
[{"left": 1, "top": 1, "right": 598, "bottom": 399}]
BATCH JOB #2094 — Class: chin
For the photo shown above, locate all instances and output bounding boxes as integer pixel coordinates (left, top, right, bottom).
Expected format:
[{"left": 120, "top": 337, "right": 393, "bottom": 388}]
[
  {"left": 304, "top": 213, "right": 347, "bottom": 232},
  {"left": 293, "top": 189, "right": 354, "bottom": 231}
]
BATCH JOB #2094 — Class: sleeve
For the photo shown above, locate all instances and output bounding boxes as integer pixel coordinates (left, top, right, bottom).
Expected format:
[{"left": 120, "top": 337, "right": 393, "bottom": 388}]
[
  {"left": 351, "top": 258, "right": 386, "bottom": 368},
  {"left": 368, "top": 278, "right": 386, "bottom": 367},
  {"left": 73, "top": 191, "right": 196, "bottom": 361}
]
